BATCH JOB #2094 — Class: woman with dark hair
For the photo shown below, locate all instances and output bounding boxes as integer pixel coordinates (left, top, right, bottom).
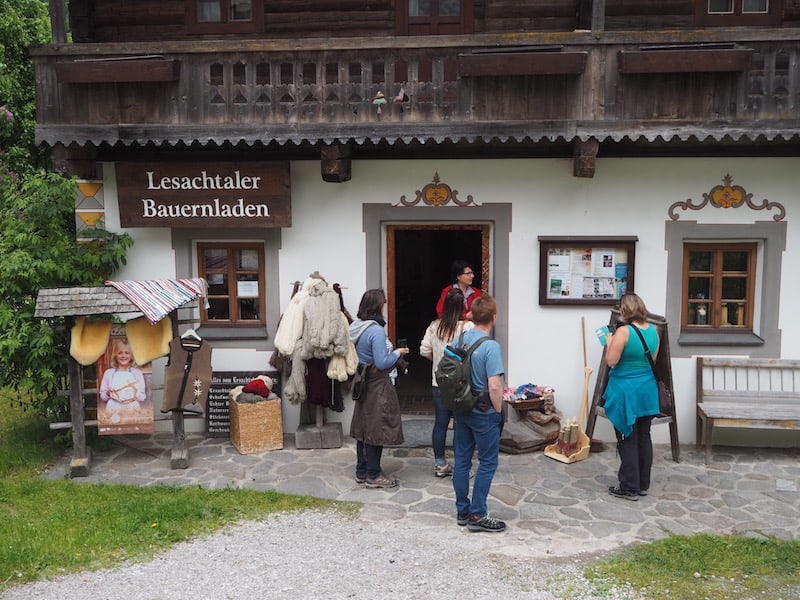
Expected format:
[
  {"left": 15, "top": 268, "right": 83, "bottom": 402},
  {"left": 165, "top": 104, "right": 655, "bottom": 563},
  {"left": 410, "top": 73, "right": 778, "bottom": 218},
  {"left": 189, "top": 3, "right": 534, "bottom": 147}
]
[
  {"left": 348, "top": 288, "right": 408, "bottom": 488},
  {"left": 435, "top": 259, "right": 482, "bottom": 319},
  {"left": 420, "top": 288, "right": 474, "bottom": 477},
  {"left": 602, "top": 293, "right": 660, "bottom": 501}
]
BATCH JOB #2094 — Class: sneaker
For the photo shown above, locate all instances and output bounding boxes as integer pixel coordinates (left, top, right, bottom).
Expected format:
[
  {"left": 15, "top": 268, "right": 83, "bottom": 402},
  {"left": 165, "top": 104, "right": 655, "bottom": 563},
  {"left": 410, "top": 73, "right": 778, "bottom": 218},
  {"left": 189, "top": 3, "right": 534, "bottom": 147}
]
[
  {"left": 638, "top": 489, "right": 648, "bottom": 497},
  {"left": 365, "top": 473, "right": 398, "bottom": 489},
  {"left": 608, "top": 485, "right": 639, "bottom": 501},
  {"left": 355, "top": 473, "right": 366, "bottom": 484},
  {"left": 467, "top": 514, "right": 506, "bottom": 533},
  {"left": 434, "top": 463, "right": 453, "bottom": 478},
  {"left": 457, "top": 512, "right": 470, "bottom": 526}
]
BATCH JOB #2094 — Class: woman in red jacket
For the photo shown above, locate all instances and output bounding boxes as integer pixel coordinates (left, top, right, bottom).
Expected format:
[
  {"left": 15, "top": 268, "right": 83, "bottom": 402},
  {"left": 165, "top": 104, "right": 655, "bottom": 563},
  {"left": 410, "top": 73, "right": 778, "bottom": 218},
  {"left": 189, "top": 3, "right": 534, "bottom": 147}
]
[{"left": 435, "top": 259, "right": 482, "bottom": 319}]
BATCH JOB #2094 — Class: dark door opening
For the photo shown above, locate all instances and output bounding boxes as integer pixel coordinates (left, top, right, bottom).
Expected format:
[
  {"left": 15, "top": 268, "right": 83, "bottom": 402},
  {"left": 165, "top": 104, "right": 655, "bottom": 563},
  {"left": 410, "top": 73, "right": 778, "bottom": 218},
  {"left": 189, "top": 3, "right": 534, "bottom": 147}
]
[{"left": 391, "top": 227, "right": 485, "bottom": 413}]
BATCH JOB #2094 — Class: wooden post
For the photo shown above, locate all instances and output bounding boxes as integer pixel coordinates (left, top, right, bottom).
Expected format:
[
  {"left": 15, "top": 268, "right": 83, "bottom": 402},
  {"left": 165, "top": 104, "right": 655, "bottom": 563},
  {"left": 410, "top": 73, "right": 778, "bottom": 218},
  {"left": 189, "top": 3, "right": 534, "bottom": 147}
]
[
  {"left": 66, "top": 317, "right": 91, "bottom": 477},
  {"left": 591, "top": 0, "right": 606, "bottom": 34},
  {"left": 48, "top": 0, "right": 68, "bottom": 45},
  {"left": 171, "top": 411, "right": 189, "bottom": 469}
]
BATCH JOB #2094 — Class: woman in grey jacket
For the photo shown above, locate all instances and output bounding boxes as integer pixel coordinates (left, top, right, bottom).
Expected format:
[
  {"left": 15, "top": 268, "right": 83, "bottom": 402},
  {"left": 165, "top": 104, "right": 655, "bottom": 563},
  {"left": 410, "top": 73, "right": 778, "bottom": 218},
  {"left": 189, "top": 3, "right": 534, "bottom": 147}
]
[{"left": 349, "top": 289, "right": 408, "bottom": 488}]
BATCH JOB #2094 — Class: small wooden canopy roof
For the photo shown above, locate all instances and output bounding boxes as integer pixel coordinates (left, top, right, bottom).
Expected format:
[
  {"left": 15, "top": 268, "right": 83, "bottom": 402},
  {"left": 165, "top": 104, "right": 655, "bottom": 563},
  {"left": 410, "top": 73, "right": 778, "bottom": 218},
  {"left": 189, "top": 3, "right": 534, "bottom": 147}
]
[
  {"left": 35, "top": 286, "right": 143, "bottom": 318},
  {"left": 34, "top": 285, "right": 200, "bottom": 319}
]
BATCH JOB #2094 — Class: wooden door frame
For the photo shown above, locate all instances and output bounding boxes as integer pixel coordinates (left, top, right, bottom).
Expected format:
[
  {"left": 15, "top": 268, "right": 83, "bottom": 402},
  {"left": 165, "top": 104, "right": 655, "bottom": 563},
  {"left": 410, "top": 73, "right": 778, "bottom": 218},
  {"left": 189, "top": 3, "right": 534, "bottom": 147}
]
[{"left": 386, "top": 223, "right": 490, "bottom": 343}]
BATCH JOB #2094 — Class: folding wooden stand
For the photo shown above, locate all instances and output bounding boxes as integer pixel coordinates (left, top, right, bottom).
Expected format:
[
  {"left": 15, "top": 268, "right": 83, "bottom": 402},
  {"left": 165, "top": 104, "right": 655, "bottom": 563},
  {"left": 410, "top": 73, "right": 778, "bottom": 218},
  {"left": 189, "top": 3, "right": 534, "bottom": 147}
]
[{"left": 584, "top": 311, "right": 681, "bottom": 462}]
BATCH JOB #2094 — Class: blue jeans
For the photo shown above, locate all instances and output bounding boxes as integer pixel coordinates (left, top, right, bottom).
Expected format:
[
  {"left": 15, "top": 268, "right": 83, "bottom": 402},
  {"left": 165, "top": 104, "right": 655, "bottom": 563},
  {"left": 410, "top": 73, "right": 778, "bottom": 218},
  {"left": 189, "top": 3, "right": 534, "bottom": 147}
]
[
  {"left": 452, "top": 407, "right": 503, "bottom": 518},
  {"left": 431, "top": 386, "right": 453, "bottom": 464}
]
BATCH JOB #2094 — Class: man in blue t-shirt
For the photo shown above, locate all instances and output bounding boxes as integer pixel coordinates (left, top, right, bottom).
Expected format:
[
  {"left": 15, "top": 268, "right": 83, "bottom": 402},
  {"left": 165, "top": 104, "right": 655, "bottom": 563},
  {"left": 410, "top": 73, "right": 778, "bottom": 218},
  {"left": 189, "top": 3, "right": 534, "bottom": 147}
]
[{"left": 452, "top": 295, "right": 507, "bottom": 533}]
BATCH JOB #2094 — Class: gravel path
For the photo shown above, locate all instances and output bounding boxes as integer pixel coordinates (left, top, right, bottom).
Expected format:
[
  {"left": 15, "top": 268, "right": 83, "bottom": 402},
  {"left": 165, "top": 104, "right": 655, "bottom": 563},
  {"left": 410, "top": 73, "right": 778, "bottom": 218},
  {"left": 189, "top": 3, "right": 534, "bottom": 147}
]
[{"left": 2, "top": 509, "right": 638, "bottom": 600}]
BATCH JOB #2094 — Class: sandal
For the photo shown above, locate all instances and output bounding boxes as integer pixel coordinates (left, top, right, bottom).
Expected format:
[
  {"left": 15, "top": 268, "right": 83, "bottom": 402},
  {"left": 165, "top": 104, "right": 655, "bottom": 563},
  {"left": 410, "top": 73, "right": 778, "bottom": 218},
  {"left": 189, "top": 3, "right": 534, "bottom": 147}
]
[{"left": 365, "top": 473, "right": 398, "bottom": 489}]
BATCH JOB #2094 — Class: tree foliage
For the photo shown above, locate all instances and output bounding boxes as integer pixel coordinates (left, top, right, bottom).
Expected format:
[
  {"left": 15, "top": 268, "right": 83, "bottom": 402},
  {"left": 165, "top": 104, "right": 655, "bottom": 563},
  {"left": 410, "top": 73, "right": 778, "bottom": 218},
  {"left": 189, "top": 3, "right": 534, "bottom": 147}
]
[{"left": 0, "top": 1, "right": 133, "bottom": 412}]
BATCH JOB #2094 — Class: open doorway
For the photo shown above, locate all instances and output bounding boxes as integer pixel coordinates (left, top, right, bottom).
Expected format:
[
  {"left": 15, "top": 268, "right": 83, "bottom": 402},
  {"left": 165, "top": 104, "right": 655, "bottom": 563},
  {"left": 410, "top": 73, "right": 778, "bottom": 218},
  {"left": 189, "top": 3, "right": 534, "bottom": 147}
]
[{"left": 387, "top": 225, "right": 488, "bottom": 413}]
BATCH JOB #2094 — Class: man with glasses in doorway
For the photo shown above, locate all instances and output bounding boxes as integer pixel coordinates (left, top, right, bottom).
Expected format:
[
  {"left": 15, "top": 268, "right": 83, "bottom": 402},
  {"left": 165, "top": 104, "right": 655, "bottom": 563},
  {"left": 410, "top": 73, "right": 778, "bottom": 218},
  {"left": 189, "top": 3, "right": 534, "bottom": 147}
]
[{"left": 435, "top": 259, "right": 482, "bottom": 320}]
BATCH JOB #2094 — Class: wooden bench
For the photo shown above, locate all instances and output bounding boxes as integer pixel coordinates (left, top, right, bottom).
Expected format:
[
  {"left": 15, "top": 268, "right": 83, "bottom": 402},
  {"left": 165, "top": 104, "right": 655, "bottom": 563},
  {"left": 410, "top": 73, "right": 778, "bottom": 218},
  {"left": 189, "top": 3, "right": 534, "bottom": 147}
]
[{"left": 696, "top": 357, "right": 800, "bottom": 464}]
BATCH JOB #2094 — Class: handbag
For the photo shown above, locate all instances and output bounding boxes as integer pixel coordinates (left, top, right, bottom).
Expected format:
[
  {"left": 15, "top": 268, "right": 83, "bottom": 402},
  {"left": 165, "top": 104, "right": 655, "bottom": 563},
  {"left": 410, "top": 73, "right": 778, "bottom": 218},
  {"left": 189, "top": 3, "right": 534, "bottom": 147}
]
[{"left": 629, "top": 324, "right": 673, "bottom": 415}]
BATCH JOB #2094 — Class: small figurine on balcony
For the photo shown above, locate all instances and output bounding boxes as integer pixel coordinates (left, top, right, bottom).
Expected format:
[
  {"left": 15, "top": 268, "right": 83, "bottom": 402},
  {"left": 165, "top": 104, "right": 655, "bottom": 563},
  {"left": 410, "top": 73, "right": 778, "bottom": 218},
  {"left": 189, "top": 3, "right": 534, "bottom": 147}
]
[
  {"left": 393, "top": 87, "right": 409, "bottom": 113},
  {"left": 372, "top": 91, "right": 387, "bottom": 115}
]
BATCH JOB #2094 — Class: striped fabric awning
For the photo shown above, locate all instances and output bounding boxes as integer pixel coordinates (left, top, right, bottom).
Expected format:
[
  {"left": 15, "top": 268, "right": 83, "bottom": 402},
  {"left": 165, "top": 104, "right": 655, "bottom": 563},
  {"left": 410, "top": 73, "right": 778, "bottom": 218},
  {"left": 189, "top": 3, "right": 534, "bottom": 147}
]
[{"left": 104, "top": 279, "right": 208, "bottom": 324}]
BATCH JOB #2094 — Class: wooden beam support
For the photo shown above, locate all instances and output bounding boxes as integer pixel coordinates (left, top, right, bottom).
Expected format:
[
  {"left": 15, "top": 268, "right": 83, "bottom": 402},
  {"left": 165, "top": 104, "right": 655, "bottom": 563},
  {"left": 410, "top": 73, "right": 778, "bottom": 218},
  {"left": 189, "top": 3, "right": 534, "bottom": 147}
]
[
  {"left": 573, "top": 138, "right": 599, "bottom": 178},
  {"left": 51, "top": 143, "right": 98, "bottom": 179},
  {"left": 320, "top": 143, "right": 352, "bottom": 183}
]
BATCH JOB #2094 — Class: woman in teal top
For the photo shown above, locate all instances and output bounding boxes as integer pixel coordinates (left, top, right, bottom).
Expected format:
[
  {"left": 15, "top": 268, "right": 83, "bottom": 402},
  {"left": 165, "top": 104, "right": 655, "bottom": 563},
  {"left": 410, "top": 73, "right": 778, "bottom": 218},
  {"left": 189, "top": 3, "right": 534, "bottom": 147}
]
[{"left": 602, "top": 293, "right": 660, "bottom": 501}]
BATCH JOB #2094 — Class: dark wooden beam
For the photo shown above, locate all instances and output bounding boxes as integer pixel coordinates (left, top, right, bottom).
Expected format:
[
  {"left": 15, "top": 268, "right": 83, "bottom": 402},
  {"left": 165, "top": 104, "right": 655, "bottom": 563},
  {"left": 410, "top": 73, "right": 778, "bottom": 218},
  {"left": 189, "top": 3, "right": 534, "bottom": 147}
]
[
  {"left": 618, "top": 49, "right": 754, "bottom": 73},
  {"left": 321, "top": 143, "right": 352, "bottom": 183},
  {"left": 458, "top": 52, "right": 587, "bottom": 76},
  {"left": 573, "top": 138, "right": 599, "bottom": 178},
  {"left": 56, "top": 59, "right": 180, "bottom": 83},
  {"left": 50, "top": 143, "right": 98, "bottom": 179},
  {"left": 48, "top": 0, "right": 67, "bottom": 45},
  {"left": 592, "top": 0, "right": 606, "bottom": 34}
]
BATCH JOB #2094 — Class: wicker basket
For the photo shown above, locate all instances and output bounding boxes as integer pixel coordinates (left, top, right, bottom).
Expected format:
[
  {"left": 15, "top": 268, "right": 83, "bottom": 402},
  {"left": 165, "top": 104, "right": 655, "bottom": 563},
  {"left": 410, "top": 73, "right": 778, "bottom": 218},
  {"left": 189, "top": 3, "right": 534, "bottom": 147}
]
[{"left": 229, "top": 395, "right": 283, "bottom": 454}]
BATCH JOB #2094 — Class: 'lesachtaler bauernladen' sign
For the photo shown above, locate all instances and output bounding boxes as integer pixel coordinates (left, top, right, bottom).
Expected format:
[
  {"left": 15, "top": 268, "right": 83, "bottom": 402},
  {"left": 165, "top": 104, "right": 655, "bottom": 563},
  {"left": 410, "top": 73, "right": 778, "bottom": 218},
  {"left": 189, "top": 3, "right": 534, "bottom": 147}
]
[{"left": 115, "top": 161, "right": 291, "bottom": 228}]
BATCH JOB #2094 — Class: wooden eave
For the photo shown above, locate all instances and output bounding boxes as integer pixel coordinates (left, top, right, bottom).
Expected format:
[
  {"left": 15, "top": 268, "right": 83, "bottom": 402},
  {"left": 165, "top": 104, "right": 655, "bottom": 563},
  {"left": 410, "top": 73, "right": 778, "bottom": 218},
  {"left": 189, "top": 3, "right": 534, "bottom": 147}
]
[
  {"left": 618, "top": 48, "right": 754, "bottom": 74},
  {"left": 34, "top": 120, "right": 800, "bottom": 150},
  {"left": 55, "top": 58, "right": 180, "bottom": 83}
]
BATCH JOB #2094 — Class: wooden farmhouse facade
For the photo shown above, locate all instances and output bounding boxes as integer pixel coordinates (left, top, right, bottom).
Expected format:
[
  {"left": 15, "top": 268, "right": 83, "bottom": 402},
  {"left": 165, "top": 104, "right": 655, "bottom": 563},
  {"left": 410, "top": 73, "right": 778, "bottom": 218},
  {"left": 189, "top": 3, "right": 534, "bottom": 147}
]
[{"left": 32, "top": 1, "right": 800, "bottom": 448}]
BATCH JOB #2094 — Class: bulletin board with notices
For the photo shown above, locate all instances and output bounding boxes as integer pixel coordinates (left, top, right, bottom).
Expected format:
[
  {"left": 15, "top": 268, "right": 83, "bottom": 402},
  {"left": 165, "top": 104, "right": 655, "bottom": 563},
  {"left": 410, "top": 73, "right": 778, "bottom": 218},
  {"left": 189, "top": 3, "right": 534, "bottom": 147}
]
[{"left": 538, "top": 236, "right": 637, "bottom": 305}]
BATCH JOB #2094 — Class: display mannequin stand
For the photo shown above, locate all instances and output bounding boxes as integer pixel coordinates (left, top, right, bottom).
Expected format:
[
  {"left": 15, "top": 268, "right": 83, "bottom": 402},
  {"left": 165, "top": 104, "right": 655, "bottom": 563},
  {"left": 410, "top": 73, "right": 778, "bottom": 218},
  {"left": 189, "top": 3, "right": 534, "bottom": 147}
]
[
  {"left": 295, "top": 404, "right": 343, "bottom": 449},
  {"left": 290, "top": 272, "right": 343, "bottom": 449}
]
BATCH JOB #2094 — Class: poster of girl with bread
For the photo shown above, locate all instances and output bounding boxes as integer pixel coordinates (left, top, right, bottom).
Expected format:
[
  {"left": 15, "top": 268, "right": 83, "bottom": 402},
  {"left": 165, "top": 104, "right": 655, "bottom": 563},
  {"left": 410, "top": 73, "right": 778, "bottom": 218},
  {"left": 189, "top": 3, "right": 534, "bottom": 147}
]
[{"left": 97, "top": 325, "right": 154, "bottom": 435}]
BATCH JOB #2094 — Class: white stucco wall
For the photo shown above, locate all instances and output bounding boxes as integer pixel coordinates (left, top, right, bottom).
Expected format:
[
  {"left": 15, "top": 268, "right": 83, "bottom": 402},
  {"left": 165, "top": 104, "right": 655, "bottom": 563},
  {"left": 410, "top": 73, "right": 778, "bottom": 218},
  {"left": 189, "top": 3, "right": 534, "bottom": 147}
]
[{"left": 101, "top": 156, "right": 800, "bottom": 445}]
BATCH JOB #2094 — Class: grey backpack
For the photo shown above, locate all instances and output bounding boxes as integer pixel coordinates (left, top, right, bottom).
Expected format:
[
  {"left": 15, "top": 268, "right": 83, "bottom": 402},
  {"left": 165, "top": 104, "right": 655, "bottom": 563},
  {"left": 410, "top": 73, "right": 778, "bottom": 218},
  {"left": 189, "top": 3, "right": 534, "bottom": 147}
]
[{"left": 435, "top": 333, "right": 489, "bottom": 413}]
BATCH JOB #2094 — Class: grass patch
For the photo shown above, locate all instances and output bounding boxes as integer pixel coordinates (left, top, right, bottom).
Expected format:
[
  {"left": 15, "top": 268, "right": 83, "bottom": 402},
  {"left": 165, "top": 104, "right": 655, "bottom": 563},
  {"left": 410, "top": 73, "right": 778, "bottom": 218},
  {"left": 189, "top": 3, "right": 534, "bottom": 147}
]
[
  {"left": 585, "top": 533, "right": 800, "bottom": 600},
  {"left": 0, "top": 392, "right": 355, "bottom": 590}
]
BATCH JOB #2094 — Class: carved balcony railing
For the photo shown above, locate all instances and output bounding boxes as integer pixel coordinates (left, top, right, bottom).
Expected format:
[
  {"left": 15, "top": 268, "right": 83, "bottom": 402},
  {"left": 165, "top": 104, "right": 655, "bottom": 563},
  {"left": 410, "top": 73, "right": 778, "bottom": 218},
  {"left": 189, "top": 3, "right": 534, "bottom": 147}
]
[{"left": 32, "top": 31, "right": 800, "bottom": 148}]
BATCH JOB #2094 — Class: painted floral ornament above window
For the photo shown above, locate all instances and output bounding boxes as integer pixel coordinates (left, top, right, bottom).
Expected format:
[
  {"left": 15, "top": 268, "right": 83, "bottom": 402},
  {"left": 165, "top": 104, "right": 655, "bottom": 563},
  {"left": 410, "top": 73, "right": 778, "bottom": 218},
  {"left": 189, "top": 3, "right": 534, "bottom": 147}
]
[
  {"left": 397, "top": 172, "right": 477, "bottom": 207},
  {"left": 668, "top": 174, "right": 785, "bottom": 221}
]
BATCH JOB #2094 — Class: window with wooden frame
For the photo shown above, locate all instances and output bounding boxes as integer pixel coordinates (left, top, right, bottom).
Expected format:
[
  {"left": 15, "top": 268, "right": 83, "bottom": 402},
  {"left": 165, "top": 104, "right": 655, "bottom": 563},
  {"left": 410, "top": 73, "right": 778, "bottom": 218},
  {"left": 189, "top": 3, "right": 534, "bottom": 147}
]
[
  {"left": 198, "top": 243, "right": 265, "bottom": 325},
  {"left": 682, "top": 243, "right": 756, "bottom": 330},
  {"left": 187, "top": 0, "right": 264, "bottom": 34},
  {"left": 695, "top": 0, "right": 782, "bottom": 26},
  {"left": 396, "top": 0, "right": 474, "bottom": 35}
]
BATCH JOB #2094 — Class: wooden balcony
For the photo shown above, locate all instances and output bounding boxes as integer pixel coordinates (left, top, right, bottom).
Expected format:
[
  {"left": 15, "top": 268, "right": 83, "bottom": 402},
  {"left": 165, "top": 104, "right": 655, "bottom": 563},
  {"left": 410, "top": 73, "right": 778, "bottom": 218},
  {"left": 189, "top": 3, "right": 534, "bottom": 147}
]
[{"left": 32, "top": 30, "right": 800, "bottom": 151}]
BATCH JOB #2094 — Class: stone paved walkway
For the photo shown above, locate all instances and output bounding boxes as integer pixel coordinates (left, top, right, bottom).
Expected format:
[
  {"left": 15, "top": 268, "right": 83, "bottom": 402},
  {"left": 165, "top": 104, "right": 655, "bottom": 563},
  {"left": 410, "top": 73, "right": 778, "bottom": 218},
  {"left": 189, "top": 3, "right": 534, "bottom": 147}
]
[{"left": 41, "top": 423, "right": 800, "bottom": 558}]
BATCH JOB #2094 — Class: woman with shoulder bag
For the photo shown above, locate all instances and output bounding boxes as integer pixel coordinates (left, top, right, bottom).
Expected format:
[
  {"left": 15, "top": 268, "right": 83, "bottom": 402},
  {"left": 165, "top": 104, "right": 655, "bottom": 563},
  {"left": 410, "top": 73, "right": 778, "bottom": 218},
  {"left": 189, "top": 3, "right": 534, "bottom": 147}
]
[
  {"left": 602, "top": 293, "right": 661, "bottom": 501},
  {"left": 348, "top": 289, "right": 408, "bottom": 489}
]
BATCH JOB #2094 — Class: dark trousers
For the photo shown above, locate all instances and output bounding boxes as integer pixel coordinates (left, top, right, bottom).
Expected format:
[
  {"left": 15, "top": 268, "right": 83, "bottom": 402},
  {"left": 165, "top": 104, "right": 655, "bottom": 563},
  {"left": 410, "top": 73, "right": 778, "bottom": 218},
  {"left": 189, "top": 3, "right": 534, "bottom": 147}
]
[
  {"left": 356, "top": 440, "right": 384, "bottom": 479},
  {"left": 615, "top": 416, "right": 654, "bottom": 494}
]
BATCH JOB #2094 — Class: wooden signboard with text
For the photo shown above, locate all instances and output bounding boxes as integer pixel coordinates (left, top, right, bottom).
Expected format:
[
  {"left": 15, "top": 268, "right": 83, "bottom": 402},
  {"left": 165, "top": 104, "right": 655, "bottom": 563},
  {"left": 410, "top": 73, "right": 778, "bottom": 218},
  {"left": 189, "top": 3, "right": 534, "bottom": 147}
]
[
  {"left": 116, "top": 161, "right": 291, "bottom": 228},
  {"left": 206, "top": 371, "right": 281, "bottom": 438}
]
